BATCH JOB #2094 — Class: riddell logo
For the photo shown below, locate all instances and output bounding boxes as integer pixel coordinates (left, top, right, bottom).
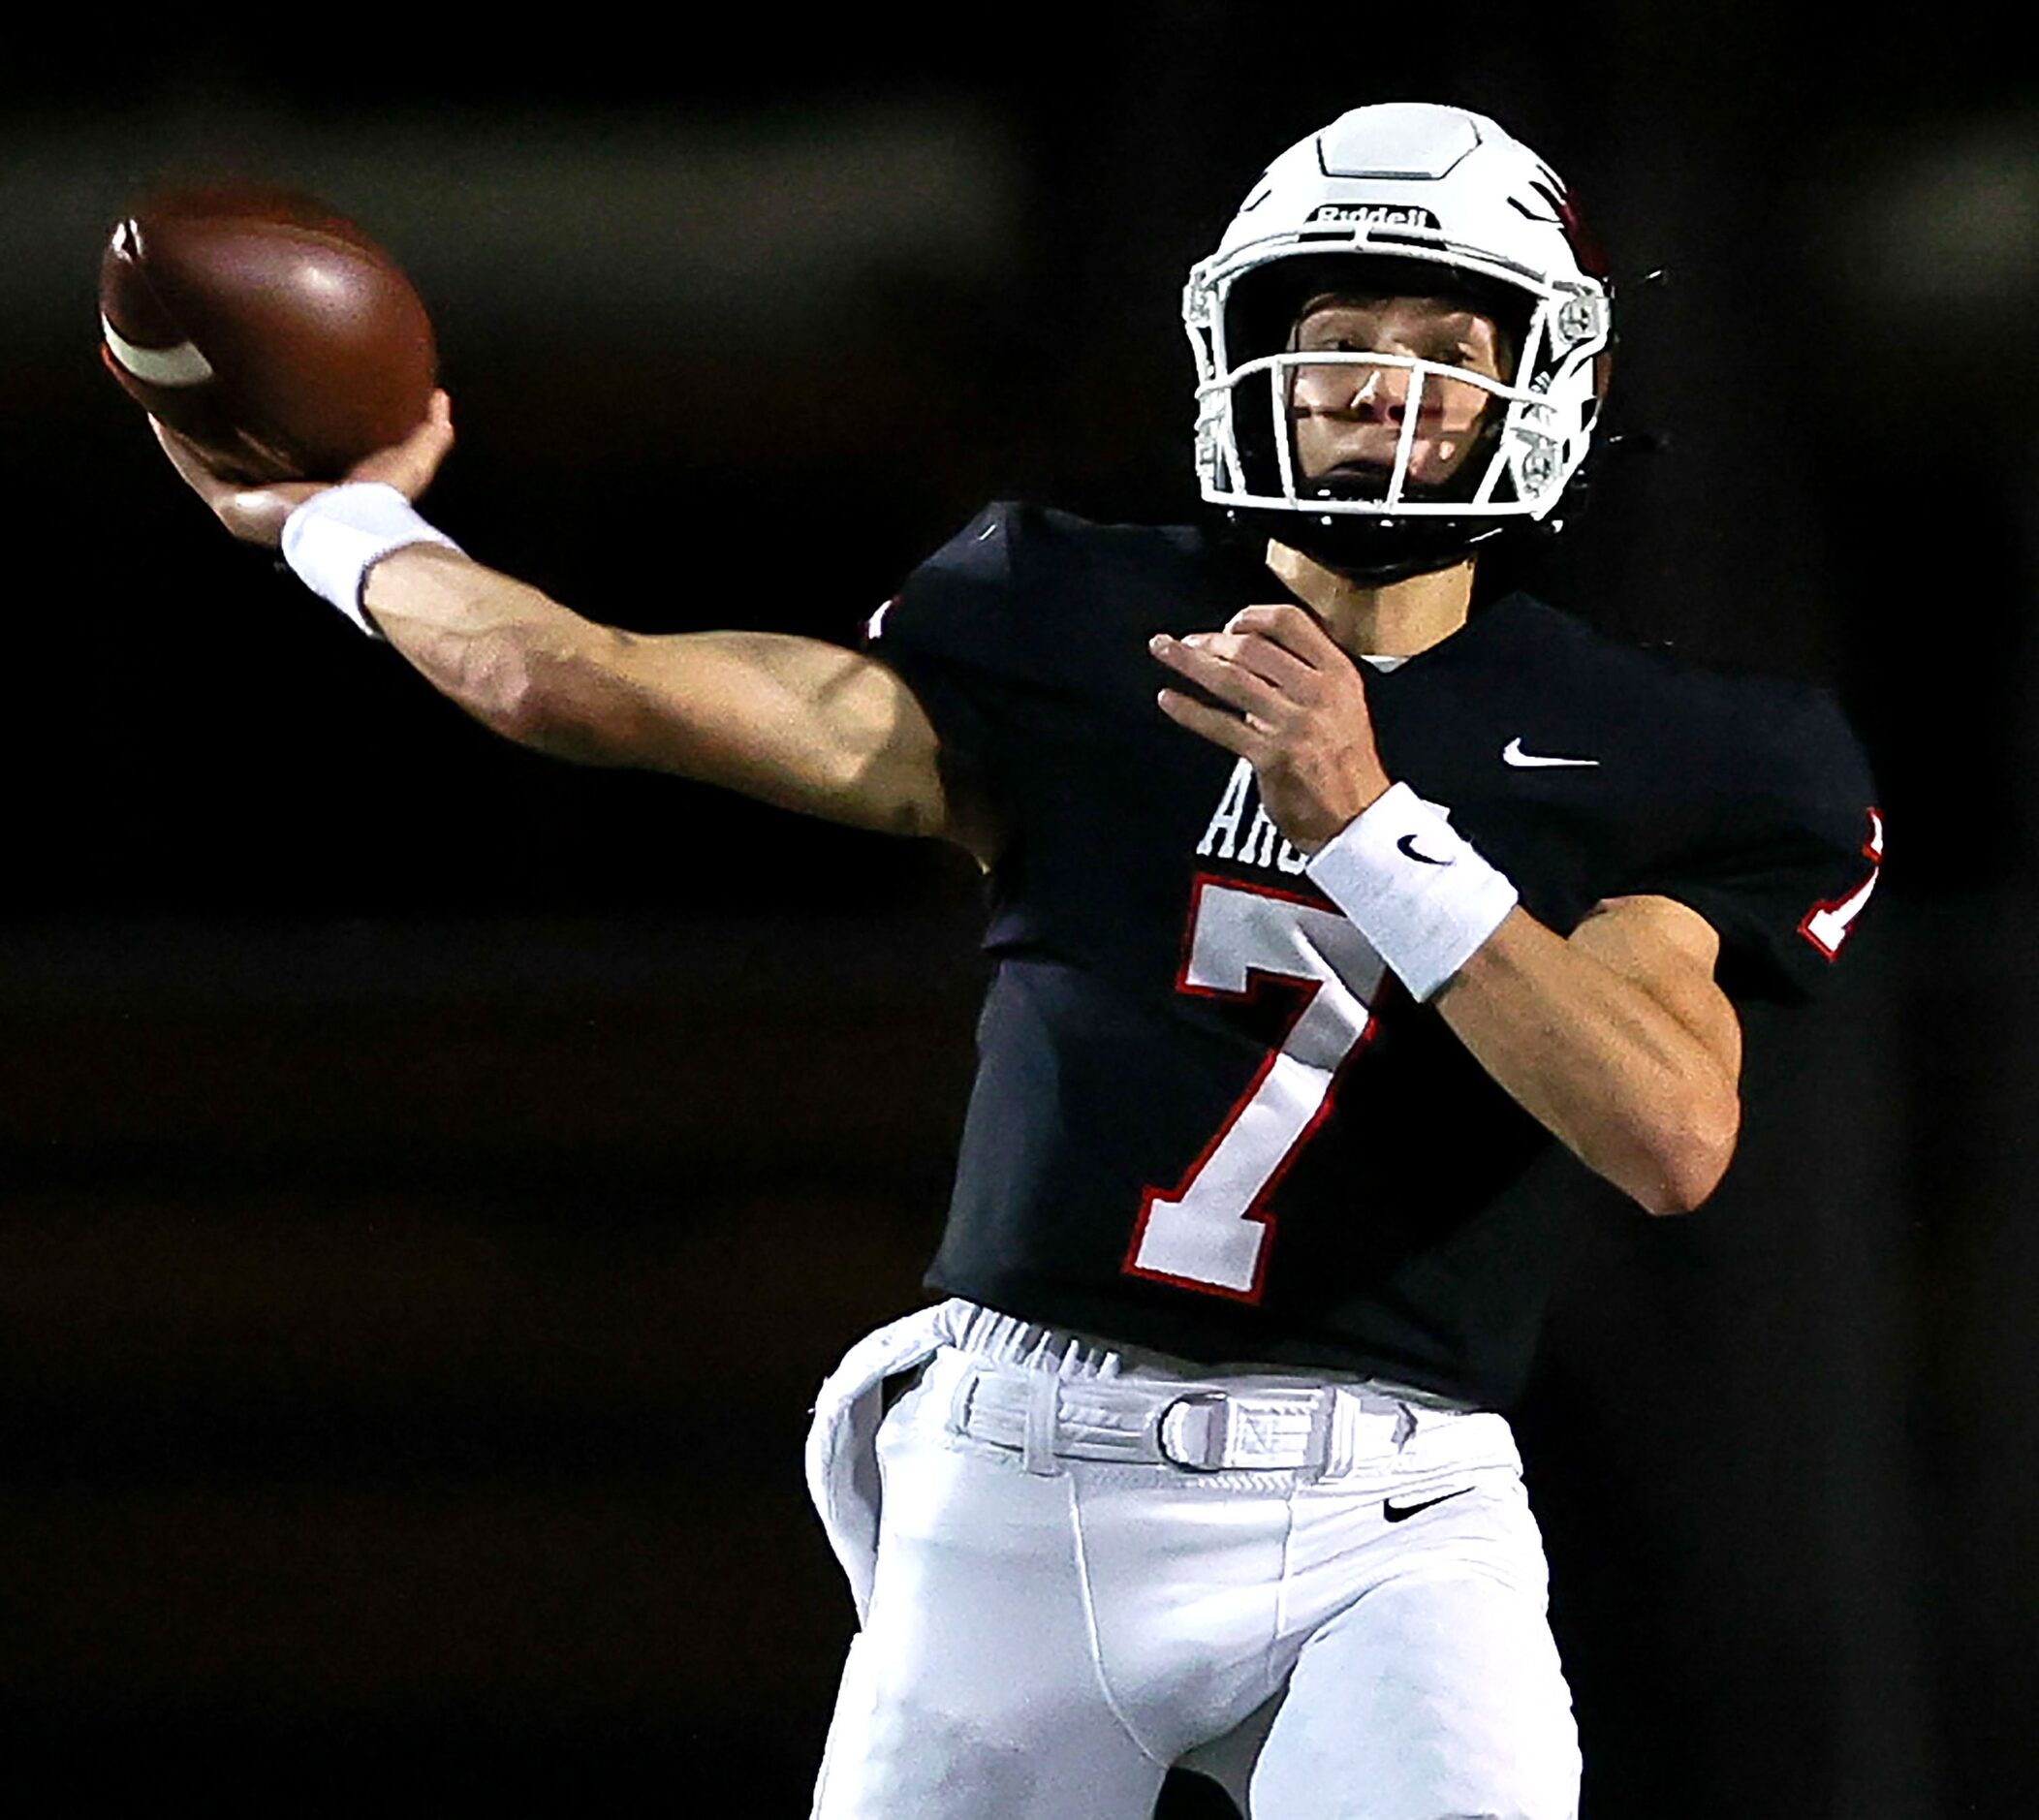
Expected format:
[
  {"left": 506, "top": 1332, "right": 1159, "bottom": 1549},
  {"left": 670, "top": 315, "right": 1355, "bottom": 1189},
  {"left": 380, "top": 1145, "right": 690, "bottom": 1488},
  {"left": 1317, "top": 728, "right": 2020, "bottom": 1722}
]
[{"left": 1306, "top": 204, "right": 1442, "bottom": 228}]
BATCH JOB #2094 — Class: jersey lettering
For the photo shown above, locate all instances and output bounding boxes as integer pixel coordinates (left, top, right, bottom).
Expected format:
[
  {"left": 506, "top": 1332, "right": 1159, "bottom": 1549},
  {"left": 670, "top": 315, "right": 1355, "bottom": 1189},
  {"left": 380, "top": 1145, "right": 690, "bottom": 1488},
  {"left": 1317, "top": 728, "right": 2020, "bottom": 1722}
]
[
  {"left": 1124, "top": 876, "right": 1384, "bottom": 1300},
  {"left": 1798, "top": 808, "right": 1884, "bottom": 959},
  {"left": 1196, "top": 757, "right": 1311, "bottom": 875}
]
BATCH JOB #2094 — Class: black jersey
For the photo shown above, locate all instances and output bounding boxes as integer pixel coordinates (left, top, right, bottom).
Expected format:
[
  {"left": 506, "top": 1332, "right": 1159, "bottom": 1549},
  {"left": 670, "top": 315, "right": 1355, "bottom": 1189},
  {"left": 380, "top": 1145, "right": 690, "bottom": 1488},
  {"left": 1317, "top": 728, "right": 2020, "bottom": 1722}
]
[{"left": 867, "top": 503, "right": 1881, "bottom": 1409}]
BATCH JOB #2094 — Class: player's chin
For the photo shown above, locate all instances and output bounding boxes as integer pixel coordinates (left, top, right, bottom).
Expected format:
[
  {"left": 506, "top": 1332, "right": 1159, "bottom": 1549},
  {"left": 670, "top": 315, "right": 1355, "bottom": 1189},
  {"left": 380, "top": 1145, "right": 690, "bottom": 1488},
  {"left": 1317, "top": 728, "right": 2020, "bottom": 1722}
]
[
  {"left": 1299, "top": 455, "right": 1394, "bottom": 497},
  {"left": 1301, "top": 448, "right": 1474, "bottom": 497}
]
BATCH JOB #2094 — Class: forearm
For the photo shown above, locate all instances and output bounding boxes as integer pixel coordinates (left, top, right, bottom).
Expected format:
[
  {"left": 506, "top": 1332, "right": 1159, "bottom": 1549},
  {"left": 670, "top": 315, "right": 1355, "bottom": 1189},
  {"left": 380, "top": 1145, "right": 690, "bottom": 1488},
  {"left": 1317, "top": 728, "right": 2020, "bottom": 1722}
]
[
  {"left": 1433, "top": 907, "right": 1741, "bottom": 1214},
  {"left": 358, "top": 545, "right": 616, "bottom": 754},
  {"left": 360, "top": 546, "right": 966, "bottom": 842}
]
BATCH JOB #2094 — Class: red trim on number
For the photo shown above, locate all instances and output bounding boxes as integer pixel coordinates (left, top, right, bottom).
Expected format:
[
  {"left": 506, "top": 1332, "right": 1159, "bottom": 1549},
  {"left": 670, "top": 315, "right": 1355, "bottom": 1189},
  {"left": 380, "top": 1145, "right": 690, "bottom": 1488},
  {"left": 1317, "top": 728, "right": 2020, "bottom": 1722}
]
[
  {"left": 1122, "top": 1039, "right": 1363, "bottom": 1304},
  {"left": 1124, "top": 872, "right": 1380, "bottom": 1303}
]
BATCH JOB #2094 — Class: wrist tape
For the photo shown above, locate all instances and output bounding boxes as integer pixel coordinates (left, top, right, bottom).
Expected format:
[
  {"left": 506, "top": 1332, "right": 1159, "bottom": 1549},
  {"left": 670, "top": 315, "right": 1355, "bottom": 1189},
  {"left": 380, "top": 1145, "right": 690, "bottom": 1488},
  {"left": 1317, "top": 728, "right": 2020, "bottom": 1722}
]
[
  {"left": 1305, "top": 781, "right": 1519, "bottom": 1002},
  {"left": 280, "top": 483, "right": 462, "bottom": 638}
]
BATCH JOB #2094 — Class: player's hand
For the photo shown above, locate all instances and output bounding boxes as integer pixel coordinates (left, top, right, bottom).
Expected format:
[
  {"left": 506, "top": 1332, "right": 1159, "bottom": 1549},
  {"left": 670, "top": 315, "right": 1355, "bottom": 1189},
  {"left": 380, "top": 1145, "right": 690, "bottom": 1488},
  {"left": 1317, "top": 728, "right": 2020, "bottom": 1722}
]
[
  {"left": 1150, "top": 602, "right": 1393, "bottom": 852},
  {"left": 151, "top": 389, "right": 455, "bottom": 549}
]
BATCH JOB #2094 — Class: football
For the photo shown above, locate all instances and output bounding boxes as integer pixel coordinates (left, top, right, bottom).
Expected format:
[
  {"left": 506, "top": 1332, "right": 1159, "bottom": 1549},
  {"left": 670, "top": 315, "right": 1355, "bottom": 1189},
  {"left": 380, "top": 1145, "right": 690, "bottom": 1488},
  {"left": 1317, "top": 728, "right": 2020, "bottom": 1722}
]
[{"left": 100, "top": 184, "right": 437, "bottom": 483}]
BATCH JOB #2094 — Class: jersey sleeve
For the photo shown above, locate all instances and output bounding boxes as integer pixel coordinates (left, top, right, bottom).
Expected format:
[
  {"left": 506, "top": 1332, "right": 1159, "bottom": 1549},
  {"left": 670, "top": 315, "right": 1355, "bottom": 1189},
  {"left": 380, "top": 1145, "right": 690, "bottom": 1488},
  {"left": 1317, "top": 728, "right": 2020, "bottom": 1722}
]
[
  {"left": 861, "top": 501, "right": 1044, "bottom": 787},
  {"left": 1631, "top": 686, "right": 1883, "bottom": 1003}
]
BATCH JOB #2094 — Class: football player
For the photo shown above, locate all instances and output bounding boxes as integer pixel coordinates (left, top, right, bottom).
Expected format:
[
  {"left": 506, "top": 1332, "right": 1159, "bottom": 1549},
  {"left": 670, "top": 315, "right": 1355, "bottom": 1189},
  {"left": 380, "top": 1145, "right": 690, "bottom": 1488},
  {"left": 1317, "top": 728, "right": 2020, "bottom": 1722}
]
[{"left": 155, "top": 103, "right": 1880, "bottom": 1820}]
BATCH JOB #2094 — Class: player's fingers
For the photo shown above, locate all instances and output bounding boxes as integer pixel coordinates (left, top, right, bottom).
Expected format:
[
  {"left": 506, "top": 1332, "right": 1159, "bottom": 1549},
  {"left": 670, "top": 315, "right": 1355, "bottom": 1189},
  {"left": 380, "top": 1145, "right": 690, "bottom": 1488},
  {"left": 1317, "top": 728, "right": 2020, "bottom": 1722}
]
[
  {"left": 150, "top": 418, "right": 318, "bottom": 546},
  {"left": 1156, "top": 687, "right": 1265, "bottom": 760},
  {"left": 1182, "top": 629, "right": 1318, "bottom": 695},
  {"left": 1227, "top": 602, "right": 1347, "bottom": 668},
  {"left": 1151, "top": 634, "right": 1292, "bottom": 724},
  {"left": 352, "top": 389, "right": 455, "bottom": 498},
  {"left": 150, "top": 418, "right": 234, "bottom": 507}
]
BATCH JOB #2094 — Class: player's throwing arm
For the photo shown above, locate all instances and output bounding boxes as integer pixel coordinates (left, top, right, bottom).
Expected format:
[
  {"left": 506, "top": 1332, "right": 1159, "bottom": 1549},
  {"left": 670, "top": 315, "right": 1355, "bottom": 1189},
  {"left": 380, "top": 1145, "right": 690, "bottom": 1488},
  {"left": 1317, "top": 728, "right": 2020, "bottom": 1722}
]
[{"left": 151, "top": 403, "right": 993, "bottom": 861}]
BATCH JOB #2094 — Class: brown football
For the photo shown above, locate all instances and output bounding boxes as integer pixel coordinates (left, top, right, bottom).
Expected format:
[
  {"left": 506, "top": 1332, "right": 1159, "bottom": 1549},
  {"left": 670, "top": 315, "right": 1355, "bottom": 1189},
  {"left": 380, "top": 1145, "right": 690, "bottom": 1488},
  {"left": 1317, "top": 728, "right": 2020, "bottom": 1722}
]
[{"left": 100, "top": 184, "right": 437, "bottom": 483}]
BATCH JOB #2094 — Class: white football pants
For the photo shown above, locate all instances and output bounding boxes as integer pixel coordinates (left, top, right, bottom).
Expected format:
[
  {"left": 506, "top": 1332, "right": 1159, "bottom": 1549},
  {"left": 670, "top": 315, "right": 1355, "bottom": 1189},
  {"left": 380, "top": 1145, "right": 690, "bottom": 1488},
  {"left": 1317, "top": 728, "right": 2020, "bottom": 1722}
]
[{"left": 807, "top": 1303, "right": 1580, "bottom": 1819}]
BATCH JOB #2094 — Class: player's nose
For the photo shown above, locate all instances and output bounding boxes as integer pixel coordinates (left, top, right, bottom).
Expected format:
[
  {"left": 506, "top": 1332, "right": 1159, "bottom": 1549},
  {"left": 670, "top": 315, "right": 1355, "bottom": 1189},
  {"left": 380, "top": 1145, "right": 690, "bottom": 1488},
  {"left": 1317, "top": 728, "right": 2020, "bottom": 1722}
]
[
  {"left": 1340, "top": 362, "right": 1412, "bottom": 419},
  {"left": 1293, "top": 360, "right": 1405, "bottom": 421}
]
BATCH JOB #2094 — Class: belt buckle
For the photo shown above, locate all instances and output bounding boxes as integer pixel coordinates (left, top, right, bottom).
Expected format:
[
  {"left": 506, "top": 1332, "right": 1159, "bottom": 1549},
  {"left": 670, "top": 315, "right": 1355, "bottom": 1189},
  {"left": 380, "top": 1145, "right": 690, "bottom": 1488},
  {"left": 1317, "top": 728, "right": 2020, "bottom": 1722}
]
[{"left": 1157, "top": 1390, "right": 1231, "bottom": 1472}]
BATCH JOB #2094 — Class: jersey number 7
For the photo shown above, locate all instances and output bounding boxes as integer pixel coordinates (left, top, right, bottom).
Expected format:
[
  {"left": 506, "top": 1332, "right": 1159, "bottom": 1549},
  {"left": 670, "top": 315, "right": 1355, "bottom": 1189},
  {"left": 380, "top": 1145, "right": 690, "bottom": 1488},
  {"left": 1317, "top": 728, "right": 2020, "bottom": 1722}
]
[{"left": 1124, "top": 876, "right": 1385, "bottom": 1302}]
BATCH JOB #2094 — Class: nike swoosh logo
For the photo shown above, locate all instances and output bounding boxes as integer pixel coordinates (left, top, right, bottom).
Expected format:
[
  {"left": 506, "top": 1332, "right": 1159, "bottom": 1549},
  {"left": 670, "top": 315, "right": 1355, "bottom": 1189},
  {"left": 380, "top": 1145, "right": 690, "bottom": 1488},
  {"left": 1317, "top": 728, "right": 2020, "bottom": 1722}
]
[
  {"left": 1383, "top": 1488, "right": 1474, "bottom": 1522},
  {"left": 1396, "top": 832, "right": 1454, "bottom": 866},
  {"left": 1503, "top": 737, "right": 1600, "bottom": 769}
]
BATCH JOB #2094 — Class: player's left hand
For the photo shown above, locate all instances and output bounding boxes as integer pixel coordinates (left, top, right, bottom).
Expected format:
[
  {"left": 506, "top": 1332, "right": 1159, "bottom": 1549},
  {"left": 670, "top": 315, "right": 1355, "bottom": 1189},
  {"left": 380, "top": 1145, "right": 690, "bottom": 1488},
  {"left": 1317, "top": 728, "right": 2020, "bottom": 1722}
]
[{"left": 1150, "top": 603, "right": 1393, "bottom": 852}]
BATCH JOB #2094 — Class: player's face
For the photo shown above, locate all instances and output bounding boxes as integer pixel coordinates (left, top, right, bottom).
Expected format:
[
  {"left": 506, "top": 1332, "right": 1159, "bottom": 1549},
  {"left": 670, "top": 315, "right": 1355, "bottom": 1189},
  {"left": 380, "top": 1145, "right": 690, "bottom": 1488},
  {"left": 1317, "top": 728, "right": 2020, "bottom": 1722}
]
[{"left": 1287, "top": 295, "right": 1509, "bottom": 491}]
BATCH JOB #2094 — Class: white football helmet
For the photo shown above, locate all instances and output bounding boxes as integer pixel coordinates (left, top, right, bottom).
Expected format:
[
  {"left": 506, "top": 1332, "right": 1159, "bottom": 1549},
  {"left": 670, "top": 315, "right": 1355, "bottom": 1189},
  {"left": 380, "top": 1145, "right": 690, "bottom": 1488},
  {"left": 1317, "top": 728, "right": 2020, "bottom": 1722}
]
[{"left": 1183, "top": 102, "right": 1612, "bottom": 580}]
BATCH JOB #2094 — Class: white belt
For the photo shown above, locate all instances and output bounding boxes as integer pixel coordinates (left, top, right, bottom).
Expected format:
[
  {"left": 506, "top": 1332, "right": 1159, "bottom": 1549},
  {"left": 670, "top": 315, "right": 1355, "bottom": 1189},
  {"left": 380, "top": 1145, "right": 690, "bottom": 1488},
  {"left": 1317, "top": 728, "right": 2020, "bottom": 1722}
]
[{"left": 925, "top": 1348, "right": 1423, "bottom": 1476}]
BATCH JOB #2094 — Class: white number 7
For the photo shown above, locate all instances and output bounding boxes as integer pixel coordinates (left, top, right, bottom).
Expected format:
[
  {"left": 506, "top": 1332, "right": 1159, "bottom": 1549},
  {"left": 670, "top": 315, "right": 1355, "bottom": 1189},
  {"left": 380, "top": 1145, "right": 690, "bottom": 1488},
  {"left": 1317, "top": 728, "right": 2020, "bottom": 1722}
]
[{"left": 1124, "top": 877, "right": 1386, "bottom": 1301}]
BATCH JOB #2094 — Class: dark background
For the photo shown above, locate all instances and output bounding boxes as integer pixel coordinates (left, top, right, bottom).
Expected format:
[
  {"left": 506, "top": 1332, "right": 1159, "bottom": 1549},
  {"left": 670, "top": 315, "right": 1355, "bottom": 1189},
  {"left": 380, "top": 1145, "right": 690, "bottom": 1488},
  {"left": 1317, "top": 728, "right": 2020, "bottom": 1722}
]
[{"left": 0, "top": 13, "right": 2028, "bottom": 1814}]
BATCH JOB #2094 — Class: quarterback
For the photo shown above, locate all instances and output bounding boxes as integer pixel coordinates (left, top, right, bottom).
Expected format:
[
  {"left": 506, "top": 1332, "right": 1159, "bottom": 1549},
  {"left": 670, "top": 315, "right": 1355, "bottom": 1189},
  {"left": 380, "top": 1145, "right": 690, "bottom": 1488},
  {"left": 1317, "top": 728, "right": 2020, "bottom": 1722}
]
[{"left": 157, "top": 105, "right": 1880, "bottom": 1819}]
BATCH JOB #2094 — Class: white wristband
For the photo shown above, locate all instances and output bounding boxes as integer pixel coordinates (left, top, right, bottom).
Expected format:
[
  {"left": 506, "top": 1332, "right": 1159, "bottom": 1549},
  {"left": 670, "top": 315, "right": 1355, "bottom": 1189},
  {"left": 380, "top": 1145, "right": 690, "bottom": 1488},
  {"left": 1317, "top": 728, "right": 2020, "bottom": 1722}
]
[
  {"left": 1305, "top": 781, "right": 1519, "bottom": 1002},
  {"left": 280, "top": 482, "right": 462, "bottom": 638}
]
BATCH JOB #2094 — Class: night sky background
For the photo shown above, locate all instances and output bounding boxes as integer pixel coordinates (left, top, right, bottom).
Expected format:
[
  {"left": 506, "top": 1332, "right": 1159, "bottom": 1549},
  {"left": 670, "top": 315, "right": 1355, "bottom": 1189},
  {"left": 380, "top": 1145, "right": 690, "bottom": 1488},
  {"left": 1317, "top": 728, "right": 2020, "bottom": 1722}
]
[{"left": 0, "top": 12, "right": 2031, "bottom": 1814}]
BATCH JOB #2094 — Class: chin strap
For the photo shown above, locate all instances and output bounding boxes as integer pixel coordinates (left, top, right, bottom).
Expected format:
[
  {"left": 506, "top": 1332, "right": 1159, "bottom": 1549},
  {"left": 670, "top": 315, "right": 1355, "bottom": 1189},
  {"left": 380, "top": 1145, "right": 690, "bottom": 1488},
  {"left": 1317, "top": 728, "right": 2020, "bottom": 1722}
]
[{"left": 1226, "top": 508, "right": 1509, "bottom": 585}]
